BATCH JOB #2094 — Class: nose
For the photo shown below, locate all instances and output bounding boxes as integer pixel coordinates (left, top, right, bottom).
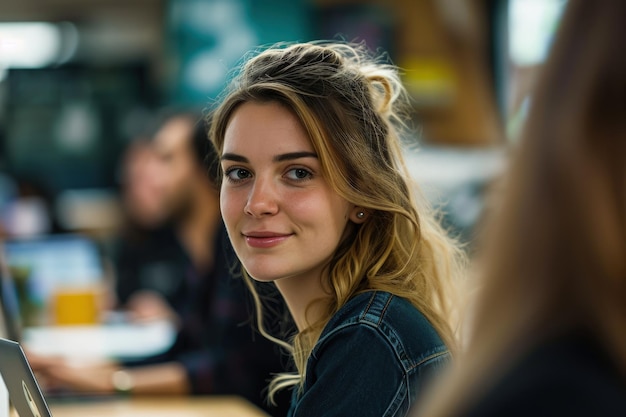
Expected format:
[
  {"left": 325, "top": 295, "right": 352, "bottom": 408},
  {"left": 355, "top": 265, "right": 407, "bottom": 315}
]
[{"left": 244, "top": 176, "right": 279, "bottom": 217}]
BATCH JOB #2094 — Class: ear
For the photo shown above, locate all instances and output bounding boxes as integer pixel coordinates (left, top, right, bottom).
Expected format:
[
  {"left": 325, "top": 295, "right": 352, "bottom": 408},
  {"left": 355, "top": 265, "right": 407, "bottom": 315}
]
[{"left": 349, "top": 207, "right": 368, "bottom": 224}]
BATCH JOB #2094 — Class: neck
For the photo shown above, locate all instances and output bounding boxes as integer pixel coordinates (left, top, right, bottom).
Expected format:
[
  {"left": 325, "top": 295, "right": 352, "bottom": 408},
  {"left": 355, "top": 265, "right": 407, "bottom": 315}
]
[{"left": 274, "top": 272, "right": 330, "bottom": 332}]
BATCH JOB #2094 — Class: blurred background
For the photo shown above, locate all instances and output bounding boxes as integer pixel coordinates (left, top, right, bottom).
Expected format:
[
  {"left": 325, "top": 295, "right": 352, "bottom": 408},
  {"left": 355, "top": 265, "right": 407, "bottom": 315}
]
[{"left": 0, "top": 0, "right": 567, "bottom": 322}]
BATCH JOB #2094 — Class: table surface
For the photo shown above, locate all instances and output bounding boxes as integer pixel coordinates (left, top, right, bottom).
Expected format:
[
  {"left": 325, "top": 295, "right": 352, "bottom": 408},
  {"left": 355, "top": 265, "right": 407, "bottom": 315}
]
[{"left": 44, "top": 396, "right": 270, "bottom": 417}]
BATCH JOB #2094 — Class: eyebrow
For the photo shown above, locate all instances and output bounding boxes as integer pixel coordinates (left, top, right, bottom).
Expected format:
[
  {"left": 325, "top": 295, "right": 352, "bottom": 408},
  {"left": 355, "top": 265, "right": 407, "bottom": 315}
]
[{"left": 221, "top": 151, "right": 318, "bottom": 163}]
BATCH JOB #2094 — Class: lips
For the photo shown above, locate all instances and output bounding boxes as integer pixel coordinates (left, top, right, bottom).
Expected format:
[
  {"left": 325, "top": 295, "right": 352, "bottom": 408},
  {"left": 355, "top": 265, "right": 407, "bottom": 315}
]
[{"left": 243, "top": 231, "right": 292, "bottom": 248}]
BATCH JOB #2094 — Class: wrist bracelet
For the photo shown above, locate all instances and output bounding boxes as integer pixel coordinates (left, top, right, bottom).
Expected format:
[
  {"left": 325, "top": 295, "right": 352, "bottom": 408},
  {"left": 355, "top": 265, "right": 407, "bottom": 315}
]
[{"left": 111, "top": 369, "right": 134, "bottom": 394}]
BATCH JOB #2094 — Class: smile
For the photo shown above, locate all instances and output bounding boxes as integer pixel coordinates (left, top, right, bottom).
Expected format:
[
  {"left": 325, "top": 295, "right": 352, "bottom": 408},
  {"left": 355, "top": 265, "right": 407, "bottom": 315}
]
[{"left": 243, "top": 232, "right": 292, "bottom": 248}]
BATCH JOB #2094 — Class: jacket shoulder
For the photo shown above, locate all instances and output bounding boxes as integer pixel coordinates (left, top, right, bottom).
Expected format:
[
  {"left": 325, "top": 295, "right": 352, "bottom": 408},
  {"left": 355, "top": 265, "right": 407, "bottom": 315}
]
[{"left": 317, "top": 291, "right": 449, "bottom": 370}]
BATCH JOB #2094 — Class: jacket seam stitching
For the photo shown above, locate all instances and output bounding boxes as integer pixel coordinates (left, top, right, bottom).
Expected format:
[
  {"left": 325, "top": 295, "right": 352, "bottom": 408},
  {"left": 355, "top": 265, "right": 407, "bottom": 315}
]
[
  {"left": 359, "top": 291, "right": 378, "bottom": 321},
  {"left": 378, "top": 294, "right": 394, "bottom": 325},
  {"left": 407, "top": 350, "right": 449, "bottom": 372}
]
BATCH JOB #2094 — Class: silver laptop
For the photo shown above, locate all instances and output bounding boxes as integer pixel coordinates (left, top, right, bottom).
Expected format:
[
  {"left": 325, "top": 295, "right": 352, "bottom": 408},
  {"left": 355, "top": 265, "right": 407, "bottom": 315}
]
[
  {"left": 1, "top": 248, "right": 52, "bottom": 416},
  {"left": 0, "top": 337, "right": 53, "bottom": 417},
  {"left": 0, "top": 244, "right": 106, "bottom": 409}
]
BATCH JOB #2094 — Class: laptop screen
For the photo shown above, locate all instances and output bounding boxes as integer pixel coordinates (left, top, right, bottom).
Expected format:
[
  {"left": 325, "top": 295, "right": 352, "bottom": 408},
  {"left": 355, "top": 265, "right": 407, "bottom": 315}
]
[
  {"left": 2, "top": 234, "right": 104, "bottom": 326},
  {"left": 0, "top": 249, "right": 22, "bottom": 341}
]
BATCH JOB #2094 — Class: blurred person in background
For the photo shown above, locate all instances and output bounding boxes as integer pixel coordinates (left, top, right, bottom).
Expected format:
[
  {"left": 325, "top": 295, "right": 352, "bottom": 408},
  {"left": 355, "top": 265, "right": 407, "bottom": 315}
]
[
  {"left": 415, "top": 1, "right": 626, "bottom": 416},
  {"left": 0, "top": 176, "right": 60, "bottom": 239},
  {"left": 29, "top": 111, "right": 292, "bottom": 417},
  {"left": 117, "top": 137, "right": 167, "bottom": 232},
  {"left": 112, "top": 110, "right": 222, "bottom": 323}
]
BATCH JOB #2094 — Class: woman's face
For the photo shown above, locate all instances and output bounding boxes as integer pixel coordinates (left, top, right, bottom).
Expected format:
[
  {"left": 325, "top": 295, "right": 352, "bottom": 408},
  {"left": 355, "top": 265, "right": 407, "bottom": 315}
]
[{"left": 220, "top": 101, "right": 353, "bottom": 284}]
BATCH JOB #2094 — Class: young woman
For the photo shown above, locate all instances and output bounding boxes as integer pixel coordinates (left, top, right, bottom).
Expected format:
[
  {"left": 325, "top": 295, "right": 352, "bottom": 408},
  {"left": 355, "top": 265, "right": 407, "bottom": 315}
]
[
  {"left": 209, "top": 41, "right": 465, "bottom": 416},
  {"left": 416, "top": 1, "right": 626, "bottom": 416}
]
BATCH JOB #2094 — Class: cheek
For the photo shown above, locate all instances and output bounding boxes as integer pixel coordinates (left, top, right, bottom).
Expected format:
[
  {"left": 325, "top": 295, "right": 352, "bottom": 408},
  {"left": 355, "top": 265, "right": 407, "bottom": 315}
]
[
  {"left": 219, "top": 188, "right": 242, "bottom": 226},
  {"left": 290, "top": 192, "right": 350, "bottom": 234}
]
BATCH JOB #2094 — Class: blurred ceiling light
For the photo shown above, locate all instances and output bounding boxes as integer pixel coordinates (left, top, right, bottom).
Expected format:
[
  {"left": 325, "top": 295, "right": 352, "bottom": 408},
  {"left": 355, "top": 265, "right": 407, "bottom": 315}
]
[{"left": 0, "top": 22, "right": 78, "bottom": 80}]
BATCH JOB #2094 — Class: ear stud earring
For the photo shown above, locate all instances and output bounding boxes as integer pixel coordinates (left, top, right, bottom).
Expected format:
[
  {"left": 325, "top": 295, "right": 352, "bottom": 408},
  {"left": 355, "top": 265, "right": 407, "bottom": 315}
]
[{"left": 356, "top": 211, "right": 365, "bottom": 219}]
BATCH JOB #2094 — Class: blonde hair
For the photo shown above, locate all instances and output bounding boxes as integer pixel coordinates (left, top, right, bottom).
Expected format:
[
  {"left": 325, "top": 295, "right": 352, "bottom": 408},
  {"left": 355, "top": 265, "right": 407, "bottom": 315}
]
[
  {"left": 419, "top": 1, "right": 626, "bottom": 415},
  {"left": 209, "top": 41, "right": 466, "bottom": 402}
]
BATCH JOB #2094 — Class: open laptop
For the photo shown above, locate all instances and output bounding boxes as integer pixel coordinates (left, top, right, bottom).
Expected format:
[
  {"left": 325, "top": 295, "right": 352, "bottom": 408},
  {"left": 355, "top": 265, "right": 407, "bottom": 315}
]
[
  {"left": 0, "top": 254, "right": 52, "bottom": 416},
  {"left": 0, "top": 254, "right": 22, "bottom": 343},
  {"left": 0, "top": 238, "right": 174, "bottom": 410},
  {"left": 0, "top": 337, "right": 53, "bottom": 417}
]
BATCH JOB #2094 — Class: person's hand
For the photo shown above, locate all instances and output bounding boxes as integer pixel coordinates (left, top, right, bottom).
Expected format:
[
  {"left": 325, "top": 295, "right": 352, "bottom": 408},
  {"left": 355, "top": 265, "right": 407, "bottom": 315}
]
[
  {"left": 26, "top": 350, "right": 119, "bottom": 394},
  {"left": 125, "top": 290, "right": 180, "bottom": 327}
]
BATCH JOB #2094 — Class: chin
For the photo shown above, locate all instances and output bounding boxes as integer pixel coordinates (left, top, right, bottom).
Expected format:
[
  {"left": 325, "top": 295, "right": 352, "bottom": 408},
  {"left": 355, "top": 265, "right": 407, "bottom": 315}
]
[
  {"left": 242, "top": 264, "right": 289, "bottom": 283},
  {"left": 245, "top": 271, "right": 280, "bottom": 283},
  {"left": 239, "top": 257, "right": 286, "bottom": 283}
]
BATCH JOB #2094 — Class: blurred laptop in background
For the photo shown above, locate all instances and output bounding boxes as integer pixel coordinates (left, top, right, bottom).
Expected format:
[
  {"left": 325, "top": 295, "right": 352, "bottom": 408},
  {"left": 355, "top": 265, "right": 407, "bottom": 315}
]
[
  {"left": 0, "top": 235, "right": 175, "bottom": 362},
  {"left": 0, "top": 247, "right": 22, "bottom": 342},
  {"left": 2, "top": 233, "right": 105, "bottom": 328}
]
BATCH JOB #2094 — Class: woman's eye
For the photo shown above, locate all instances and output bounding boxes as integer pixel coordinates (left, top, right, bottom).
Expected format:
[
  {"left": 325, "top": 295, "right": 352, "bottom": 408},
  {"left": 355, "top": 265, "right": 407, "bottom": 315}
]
[
  {"left": 224, "top": 167, "right": 252, "bottom": 182},
  {"left": 285, "top": 168, "right": 313, "bottom": 181}
]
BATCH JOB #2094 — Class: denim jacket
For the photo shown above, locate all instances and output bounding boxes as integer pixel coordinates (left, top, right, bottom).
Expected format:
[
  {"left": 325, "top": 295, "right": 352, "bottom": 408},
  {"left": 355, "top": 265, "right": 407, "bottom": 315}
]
[{"left": 287, "top": 291, "right": 450, "bottom": 417}]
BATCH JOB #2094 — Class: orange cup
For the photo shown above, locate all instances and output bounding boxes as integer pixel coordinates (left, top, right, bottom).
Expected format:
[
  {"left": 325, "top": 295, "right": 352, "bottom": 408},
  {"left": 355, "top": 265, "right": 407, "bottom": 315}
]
[{"left": 52, "top": 287, "right": 100, "bottom": 326}]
